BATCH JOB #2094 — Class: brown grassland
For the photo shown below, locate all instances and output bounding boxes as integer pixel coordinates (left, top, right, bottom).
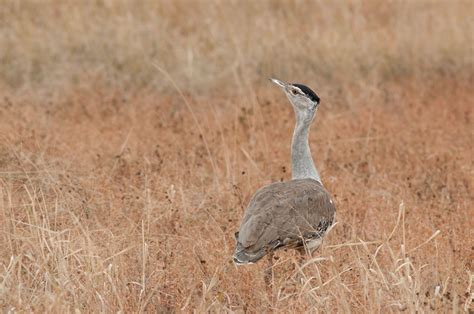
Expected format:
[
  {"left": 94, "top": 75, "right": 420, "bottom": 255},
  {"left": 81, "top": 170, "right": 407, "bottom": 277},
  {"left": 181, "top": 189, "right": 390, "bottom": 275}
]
[{"left": 0, "top": 0, "right": 473, "bottom": 312}]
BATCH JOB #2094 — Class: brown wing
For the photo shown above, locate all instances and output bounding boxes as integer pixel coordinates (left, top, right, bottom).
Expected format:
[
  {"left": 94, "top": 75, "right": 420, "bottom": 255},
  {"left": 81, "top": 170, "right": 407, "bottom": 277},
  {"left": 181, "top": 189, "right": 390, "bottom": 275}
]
[{"left": 233, "top": 178, "right": 335, "bottom": 264}]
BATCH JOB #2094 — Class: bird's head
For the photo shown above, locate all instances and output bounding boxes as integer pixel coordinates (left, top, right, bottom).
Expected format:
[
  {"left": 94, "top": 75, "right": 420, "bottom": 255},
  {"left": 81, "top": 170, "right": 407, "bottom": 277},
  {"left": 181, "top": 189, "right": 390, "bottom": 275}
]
[{"left": 270, "top": 78, "right": 320, "bottom": 121}]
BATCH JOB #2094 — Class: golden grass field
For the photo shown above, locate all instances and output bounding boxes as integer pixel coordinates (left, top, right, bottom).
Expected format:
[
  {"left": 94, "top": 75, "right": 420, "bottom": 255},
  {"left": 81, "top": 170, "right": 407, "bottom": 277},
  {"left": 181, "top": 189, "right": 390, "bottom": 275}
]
[{"left": 0, "top": 1, "right": 473, "bottom": 312}]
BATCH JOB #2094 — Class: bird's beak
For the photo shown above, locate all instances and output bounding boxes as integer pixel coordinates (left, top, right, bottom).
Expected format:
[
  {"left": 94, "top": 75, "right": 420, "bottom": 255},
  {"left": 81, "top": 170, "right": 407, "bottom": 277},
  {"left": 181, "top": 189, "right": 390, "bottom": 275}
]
[{"left": 269, "top": 78, "right": 287, "bottom": 89}]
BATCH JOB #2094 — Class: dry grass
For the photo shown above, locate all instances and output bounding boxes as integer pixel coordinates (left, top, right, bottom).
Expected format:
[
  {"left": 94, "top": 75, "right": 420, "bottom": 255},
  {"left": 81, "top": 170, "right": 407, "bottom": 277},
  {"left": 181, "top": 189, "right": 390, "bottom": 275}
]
[
  {"left": 1, "top": 0, "right": 472, "bottom": 92},
  {"left": 0, "top": 0, "right": 473, "bottom": 312}
]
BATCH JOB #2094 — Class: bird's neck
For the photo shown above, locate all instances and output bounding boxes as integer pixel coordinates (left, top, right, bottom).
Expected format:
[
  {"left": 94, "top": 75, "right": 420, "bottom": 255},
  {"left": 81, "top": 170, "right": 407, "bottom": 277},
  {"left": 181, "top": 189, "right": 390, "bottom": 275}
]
[{"left": 291, "top": 113, "right": 321, "bottom": 183}]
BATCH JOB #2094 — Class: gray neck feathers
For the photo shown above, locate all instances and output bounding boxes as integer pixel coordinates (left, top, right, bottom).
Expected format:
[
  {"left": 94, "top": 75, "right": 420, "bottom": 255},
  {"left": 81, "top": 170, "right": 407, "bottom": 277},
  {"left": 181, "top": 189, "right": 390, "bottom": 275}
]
[{"left": 291, "top": 111, "right": 321, "bottom": 183}]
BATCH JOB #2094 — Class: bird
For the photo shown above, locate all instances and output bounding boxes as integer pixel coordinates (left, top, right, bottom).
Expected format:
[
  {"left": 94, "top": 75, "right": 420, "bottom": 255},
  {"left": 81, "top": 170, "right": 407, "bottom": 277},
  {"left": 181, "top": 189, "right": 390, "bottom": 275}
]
[{"left": 233, "top": 78, "right": 336, "bottom": 277}]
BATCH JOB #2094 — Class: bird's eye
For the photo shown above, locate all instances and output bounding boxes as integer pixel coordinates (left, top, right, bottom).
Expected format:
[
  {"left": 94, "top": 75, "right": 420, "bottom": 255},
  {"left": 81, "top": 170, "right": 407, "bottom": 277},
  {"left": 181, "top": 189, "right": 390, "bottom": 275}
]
[{"left": 291, "top": 89, "right": 298, "bottom": 95}]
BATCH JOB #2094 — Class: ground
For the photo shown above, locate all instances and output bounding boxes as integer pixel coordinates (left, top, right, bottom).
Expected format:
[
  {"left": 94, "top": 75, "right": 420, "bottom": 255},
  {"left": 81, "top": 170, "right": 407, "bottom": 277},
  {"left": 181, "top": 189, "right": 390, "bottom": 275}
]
[{"left": 0, "top": 1, "right": 472, "bottom": 312}]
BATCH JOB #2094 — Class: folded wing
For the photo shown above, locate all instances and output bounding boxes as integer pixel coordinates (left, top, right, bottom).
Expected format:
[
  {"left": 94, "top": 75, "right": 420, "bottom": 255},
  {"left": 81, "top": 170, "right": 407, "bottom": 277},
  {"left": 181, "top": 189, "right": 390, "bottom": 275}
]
[{"left": 233, "top": 178, "right": 335, "bottom": 264}]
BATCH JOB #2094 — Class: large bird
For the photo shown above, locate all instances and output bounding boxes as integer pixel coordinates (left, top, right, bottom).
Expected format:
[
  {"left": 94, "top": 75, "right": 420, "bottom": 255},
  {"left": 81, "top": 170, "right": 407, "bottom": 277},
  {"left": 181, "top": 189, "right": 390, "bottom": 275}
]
[{"left": 233, "top": 79, "right": 335, "bottom": 269}]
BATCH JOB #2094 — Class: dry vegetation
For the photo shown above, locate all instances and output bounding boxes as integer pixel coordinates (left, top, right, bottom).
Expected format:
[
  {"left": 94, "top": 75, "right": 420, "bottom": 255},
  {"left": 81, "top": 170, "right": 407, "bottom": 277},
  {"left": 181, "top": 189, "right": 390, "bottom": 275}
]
[{"left": 0, "top": 0, "right": 473, "bottom": 312}]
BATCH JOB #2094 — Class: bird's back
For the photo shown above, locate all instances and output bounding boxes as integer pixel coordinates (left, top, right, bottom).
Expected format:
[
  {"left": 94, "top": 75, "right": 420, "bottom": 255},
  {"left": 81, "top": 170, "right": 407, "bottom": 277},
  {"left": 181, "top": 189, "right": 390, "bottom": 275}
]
[{"left": 234, "top": 178, "right": 335, "bottom": 264}]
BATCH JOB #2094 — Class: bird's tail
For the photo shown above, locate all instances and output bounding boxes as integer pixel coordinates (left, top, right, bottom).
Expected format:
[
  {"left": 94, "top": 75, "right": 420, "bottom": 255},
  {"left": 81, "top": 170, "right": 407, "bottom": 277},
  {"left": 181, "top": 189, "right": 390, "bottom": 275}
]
[{"left": 233, "top": 243, "right": 265, "bottom": 265}]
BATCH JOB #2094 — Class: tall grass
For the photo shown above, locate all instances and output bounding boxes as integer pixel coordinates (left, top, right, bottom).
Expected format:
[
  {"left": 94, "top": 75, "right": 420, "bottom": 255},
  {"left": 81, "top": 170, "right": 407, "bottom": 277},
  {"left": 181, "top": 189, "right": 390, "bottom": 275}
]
[
  {"left": 1, "top": 78, "right": 472, "bottom": 311},
  {"left": 0, "top": 0, "right": 473, "bottom": 312},
  {"left": 0, "top": 0, "right": 472, "bottom": 93}
]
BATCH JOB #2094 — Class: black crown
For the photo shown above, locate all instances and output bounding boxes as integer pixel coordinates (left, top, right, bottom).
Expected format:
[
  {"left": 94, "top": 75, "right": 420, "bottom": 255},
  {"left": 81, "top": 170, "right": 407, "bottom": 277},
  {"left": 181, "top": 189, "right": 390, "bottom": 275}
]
[{"left": 292, "top": 83, "right": 320, "bottom": 103}]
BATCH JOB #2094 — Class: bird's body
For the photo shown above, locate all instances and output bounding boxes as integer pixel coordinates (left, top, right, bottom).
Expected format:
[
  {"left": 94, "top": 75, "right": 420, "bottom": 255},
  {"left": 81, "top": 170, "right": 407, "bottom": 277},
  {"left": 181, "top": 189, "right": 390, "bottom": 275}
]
[
  {"left": 234, "top": 178, "right": 335, "bottom": 264},
  {"left": 233, "top": 78, "right": 335, "bottom": 265}
]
